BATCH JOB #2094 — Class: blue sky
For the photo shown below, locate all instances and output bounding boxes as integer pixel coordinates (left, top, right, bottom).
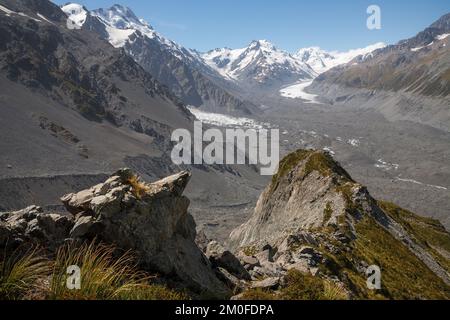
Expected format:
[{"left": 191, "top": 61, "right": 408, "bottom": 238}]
[{"left": 54, "top": 0, "right": 449, "bottom": 52}]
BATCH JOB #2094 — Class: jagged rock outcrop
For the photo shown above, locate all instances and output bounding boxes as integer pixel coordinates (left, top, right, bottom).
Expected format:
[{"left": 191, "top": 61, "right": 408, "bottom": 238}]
[
  {"left": 0, "top": 205, "right": 73, "bottom": 251},
  {"left": 229, "top": 149, "right": 450, "bottom": 299},
  {"left": 59, "top": 168, "right": 229, "bottom": 297},
  {"left": 0, "top": 168, "right": 230, "bottom": 298}
]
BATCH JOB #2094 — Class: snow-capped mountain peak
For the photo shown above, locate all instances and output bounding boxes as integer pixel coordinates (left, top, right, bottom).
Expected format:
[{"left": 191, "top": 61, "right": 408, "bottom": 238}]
[
  {"left": 202, "top": 40, "right": 316, "bottom": 85},
  {"left": 248, "top": 39, "right": 277, "bottom": 51},
  {"left": 61, "top": 3, "right": 386, "bottom": 92},
  {"left": 296, "top": 42, "right": 387, "bottom": 74},
  {"left": 296, "top": 47, "right": 335, "bottom": 69},
  {"left": 90, "top": 4, "right": 159, "bottom": 47},
  {"left": 61, "top": 3, "right": 87, "bottom": 29},
  {"left": 92, "top": 4, "right": 150, "bottom": 31}
]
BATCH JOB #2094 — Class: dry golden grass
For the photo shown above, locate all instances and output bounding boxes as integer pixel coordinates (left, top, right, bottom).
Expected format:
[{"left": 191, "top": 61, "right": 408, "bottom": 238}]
[
  {"left": 0, "top": 247, "right": 51, "bottom": 300},
  {"left": 322, "top": 280, "right": 348, "bottom": 300},
  {"left": 127, "top": 175, "right": 151, "bottom": 199},
  {"left": 1, "top": 241, "right": 187, "bottom": 300}
]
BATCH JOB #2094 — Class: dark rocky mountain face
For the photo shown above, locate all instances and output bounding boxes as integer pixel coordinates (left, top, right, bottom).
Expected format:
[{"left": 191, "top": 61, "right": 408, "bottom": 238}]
[
  {"left": 0, "top": 0, "right": 67, "bottom": 23},
  {"left": 309, "top": 13, "right": 450, "bottom": 132},
  {"left": 397, "top": 13, "right": 450, "bottom": 49},
  {"left": 314, "top": 13, "right": 450, "bottom": 96},
  {"left": 68, "top": 4, "right": 258, "bottom": 115},
  {"left": 314, "top": 40, "right": 449, "bottom": 96},
  {"left": 0, "top": 0, "right": 189, "bottom": 186},
  {"left": 121, "top": 33, "right": 257, "bottom": 115},
  {"left": 0, "top": 0, "right": 189, "bottom": 126}
]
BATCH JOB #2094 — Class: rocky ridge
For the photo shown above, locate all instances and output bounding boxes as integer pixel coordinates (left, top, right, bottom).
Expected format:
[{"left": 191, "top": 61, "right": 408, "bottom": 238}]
[
  {"left": 0, "top": 169, "right": 230, "bottom": 298},
  {"left": 228, "top": 150, "right": 450, "bottom": 299},
  {"left": 1, "top": 152, "right": 450, "bottom": 299}
]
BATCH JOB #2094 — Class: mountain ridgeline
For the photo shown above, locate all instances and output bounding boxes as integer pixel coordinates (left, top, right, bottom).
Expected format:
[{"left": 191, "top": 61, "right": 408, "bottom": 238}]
[
  {"left": 0, "top": 0, "right": 192, "bottom": 176},
  {"left": 0, "top": 0, "right": 263, "bottom": 218},
  {"left": 310, "top": 13, "right": 450, "bottom": 131},
  {"left": 229, "top": 150, "right": 450, "bottom": 299},
  {"left": 62, "top": 3, "right": 257, "bottom": 115},
  {"left": 313, "top": 14, "right": 450, "bottom": 97},
  {"left": 0, "top": 0, "right": 449, "bottom": 301}
]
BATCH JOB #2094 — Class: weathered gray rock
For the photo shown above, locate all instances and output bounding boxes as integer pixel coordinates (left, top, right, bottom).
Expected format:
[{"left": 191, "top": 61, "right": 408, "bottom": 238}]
[
  {"left": 69, "top": 215, "right": 96, "bottom": 238},
  {"left": 240, "top": 255, "right": 260, "bottom": 269},
  {"left": 248, "top": 262, "right": 286, "bottom": 280},
  {"left": 228, "top": 151, "right": 352, "bottom": 250},
  {"left": 61, "top": 169, "right": 229, "bottom": 297},
  {"left": 251, "top": 277, "right": 281, "bottom": 290},
  {"left": 206, "top": 241, "right": 251, "bottom": 280},
  {"left": 230, "top": 293, "right": 246, "bottom": 300},
  {"left": 259, "top": 261, "right": 286, "bottom": 277},
  {"left": 215, "top": 267, "right": 246, "bottom": 292},
  {"left": 274, "top": 252, "right": 293, "bottom": 268},
  {"left": 195, "top": 230, "right": 210, "bottom": 253},
  {"left": 255, "top": 249, "right": 273, "bottom": 264},
  {"left": 0, "top": 206, "right": 73, "bottom": 250},
  {"left": 286, "top": 261, "right": 310, "bottom": 274}
]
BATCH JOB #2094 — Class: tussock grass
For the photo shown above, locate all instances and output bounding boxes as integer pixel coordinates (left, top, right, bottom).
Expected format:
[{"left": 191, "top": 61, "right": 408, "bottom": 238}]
[
  {"left": 0, "top": 247, "right": 51, "bottom": 300},
  {"left": 353, "top": 216, "right": 450, "bottom": 299},
  {"left": 280, "top": 270, "right": 348, "bottom": 300},
  {"left": 241, "top": 245, "right": 258, "bottom": 257},
  {"left": 127, "top": 175, "right": 151, "bottom": 199},
  {"left": 239, "top": 288, "right": 276, "bottom": 300},
  {"left": 122, "top": 284, "right": 188, "bottom": 300},
  {"left": 271, "top": 149, "right": 311, "bottom": 184},
  {"left": 49, "top": 241, "right": 150, "bottom": 300},
  {"left": 270, "top": 149, "right": 354, "bottom": 192},
  {"left": 322, "top": 280, "right": 348, "bottom": 300},
  {"left": 0, "top": 241, "right": 187, "bottom": 300},
  {"left": 239, "top": 270, "right": 348, "bottom": 301}
]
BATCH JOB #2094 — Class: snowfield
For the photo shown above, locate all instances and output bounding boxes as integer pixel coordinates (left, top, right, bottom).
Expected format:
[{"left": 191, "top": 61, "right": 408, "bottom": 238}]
[
  {"left": 105, "top": 26, "right": 135, "bottom": 48},
  {"left": 187, "top": 107, "right": 268, "bottom": 129},
  {"left": 280, "top": 43, "right": 386, "bottom": 101},
  {"left": 296, "top": 43, "right": 386, "bottom": 74},
  {"left": 61, "top": 3, "right": 87, "bottom": 29},
  {"left": 436, "top": 33, "right": 450, "bottom": 41},
  {"left": 201, "top": 40, "right": 316, "bottom": 82},
  {"left": 279, "top": 80, "right": 320, "bottom": 103},
  {"left": 0, "top": 4, "right": 15, "bottom": 15}
]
